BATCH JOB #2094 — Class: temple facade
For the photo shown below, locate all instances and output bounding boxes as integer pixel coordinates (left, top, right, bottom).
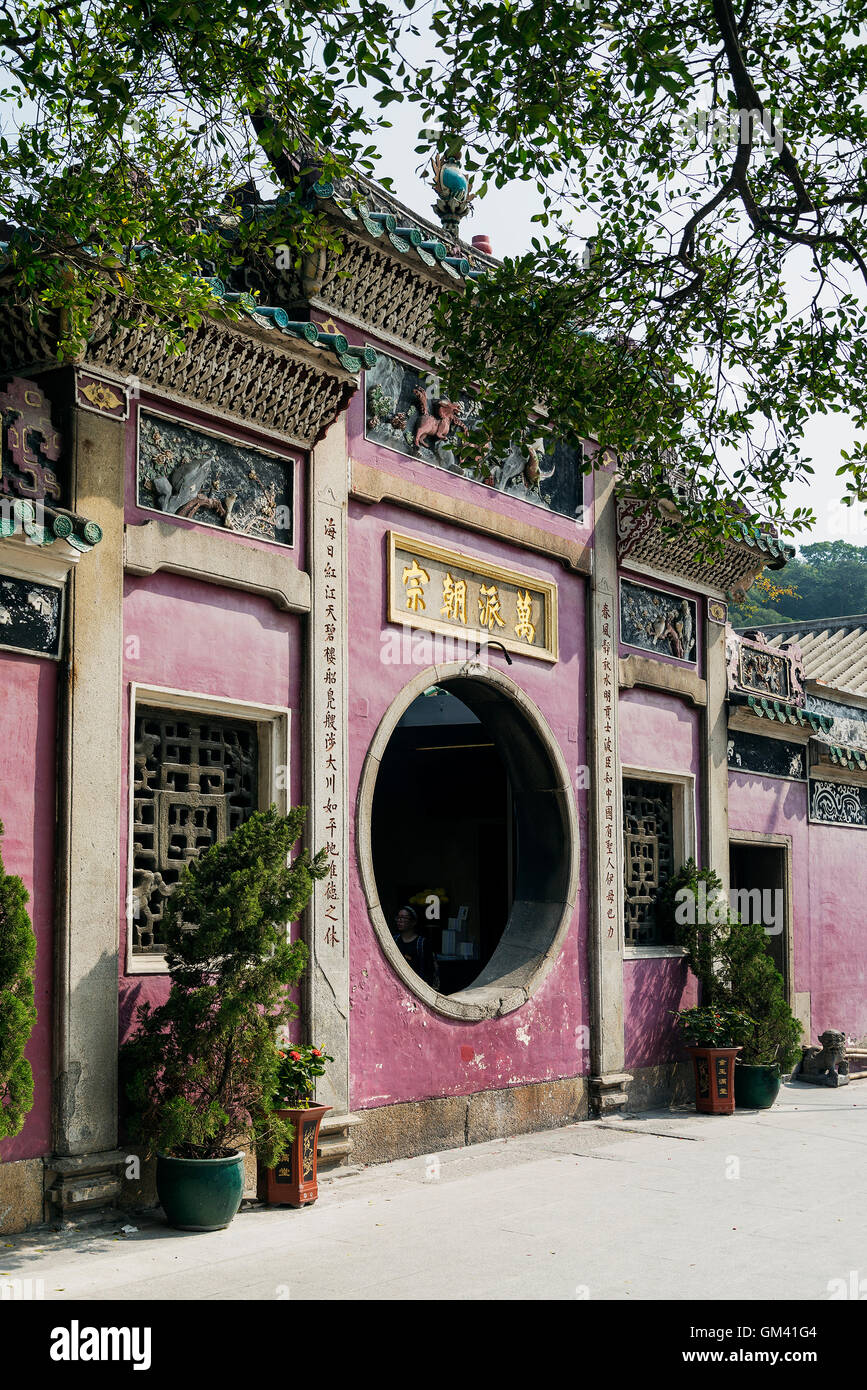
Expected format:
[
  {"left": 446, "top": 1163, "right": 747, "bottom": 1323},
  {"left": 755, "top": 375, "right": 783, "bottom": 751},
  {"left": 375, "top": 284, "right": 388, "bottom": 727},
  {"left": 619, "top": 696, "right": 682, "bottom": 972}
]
[{"left": 1, "top": 176, "right": 866, "bottom": 1230}]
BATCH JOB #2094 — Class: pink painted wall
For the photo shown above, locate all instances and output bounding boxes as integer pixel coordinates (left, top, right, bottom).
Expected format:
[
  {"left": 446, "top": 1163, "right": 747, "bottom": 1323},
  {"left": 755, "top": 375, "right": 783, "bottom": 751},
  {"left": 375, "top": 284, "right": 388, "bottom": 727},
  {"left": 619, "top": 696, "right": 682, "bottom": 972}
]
[
  {"left": 117, "top": 569, "right": 305, "bottom": 1041},
  {"left": 619, "top": 685, "right": 702, "bottom": 1069},
  {"left": 118, "top": 396, "right": 308, "bottom": 1045},
  {"left": 729, "top": 770, "right": 867, "bottom": 1045},
  {"left": 347, "top": 497, "right": 591, "bottom": 1109},
  {"left": 0, "top": 653, "right": 57, "bottom": 1161}
]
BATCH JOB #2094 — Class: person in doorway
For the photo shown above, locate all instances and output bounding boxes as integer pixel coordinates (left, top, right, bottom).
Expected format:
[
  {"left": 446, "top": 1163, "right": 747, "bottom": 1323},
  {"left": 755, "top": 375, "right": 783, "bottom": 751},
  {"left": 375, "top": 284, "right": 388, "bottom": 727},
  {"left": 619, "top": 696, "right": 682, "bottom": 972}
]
[{"left": 392, "top": 905, "right": 439, "bottom": 989}]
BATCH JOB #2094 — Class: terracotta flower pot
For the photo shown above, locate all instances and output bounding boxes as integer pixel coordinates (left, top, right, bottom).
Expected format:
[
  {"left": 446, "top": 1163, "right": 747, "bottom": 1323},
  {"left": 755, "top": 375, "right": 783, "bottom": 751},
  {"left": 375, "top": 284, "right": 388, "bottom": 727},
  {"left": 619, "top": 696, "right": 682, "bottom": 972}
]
[
  {"left": 686, "top": 1046, "right": 741, "bottom": 1114},
  {"left": 257, "top": 1105, "right": 331, "bottom": 1208}
]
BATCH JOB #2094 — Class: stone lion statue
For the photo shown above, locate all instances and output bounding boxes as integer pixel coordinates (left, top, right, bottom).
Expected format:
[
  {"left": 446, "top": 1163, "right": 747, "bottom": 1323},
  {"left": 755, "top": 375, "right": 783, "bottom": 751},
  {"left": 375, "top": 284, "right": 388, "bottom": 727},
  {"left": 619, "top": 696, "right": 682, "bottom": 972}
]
[{"left": 796, "top": 1030, "right": 850, "bottom": 1087}]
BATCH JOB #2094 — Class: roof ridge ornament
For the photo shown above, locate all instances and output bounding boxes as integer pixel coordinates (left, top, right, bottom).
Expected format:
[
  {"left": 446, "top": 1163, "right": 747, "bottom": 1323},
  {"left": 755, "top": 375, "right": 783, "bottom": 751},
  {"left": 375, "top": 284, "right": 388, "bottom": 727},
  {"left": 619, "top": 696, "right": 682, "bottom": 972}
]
[{"left": 430, "top": 151, "right": 476, "bottom": 236}]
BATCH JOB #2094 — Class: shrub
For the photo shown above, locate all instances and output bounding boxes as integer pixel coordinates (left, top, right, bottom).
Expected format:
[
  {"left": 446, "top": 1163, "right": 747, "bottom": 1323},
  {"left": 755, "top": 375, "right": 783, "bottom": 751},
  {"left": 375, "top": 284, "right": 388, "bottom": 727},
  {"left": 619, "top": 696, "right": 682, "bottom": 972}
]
[
  {"left": 0, "top": 820, "right": 37, "bottom": 1145},
  {"left": 120, "top": 806, "right": 327, "bottom": 1164},
  {"left": 718, "top": 921, "right": 803, "bottom": 1069},
  {"left": 656, "top": 858, "right": 729, "bottom": 1000},
  {"left": 659, "top": 858, "right": 803, "bottom": 1068}
]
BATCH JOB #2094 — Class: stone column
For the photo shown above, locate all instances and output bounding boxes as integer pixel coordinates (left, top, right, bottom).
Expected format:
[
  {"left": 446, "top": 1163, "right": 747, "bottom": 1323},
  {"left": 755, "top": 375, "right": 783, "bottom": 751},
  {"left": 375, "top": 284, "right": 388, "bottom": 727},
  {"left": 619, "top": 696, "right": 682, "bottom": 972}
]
[
  {"left": 305, "top": 417, "right": 359, "bottom": 1165},
  {"left": 50, "top": 401, "right": 126, "bottom": 1209},
  {"left": 588, "top": 463, "right": 631, "bottom": 1113},
  {"left": 703, "top": 613, "right": 730, "bottom": 894}
]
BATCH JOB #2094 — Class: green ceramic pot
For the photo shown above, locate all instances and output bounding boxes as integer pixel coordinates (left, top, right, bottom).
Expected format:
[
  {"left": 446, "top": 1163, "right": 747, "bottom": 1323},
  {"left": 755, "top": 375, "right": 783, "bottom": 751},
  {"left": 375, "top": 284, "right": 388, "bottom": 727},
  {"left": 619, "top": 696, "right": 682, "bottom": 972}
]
[
  {"left": 734, "top": 1063, "right": 781, "bottom": 1110},
  {"left": 156, "top": 1150, "right": 245, "bottom": 1232}
]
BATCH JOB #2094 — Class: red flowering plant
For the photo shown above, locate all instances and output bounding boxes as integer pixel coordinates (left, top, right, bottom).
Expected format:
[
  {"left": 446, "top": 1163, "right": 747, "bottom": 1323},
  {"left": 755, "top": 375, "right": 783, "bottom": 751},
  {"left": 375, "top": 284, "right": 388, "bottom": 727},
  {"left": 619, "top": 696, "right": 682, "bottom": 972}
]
[
  {"left": 273, "top": 1044, "right": 334, "bottom": 1110},
  {"left": 673, "top": 1005, "right": 754, "bottom": 1049}
]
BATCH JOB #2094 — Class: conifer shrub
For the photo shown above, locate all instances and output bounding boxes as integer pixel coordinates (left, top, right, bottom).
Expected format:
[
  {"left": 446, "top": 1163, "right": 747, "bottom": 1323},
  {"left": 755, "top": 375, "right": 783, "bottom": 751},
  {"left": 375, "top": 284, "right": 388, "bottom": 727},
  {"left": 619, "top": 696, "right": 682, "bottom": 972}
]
[
  {"left": 0, "top": 820, "right": 37, "bottom": 1145},
  {"left": 717, "top": 921, "right": 802, "bottom": 1069},
  {"left": 120, "top": 806, "right": 327, "bottom": 1163},
  {"left": 658, "top": 858, "right": 802, "bottom": 1067}
]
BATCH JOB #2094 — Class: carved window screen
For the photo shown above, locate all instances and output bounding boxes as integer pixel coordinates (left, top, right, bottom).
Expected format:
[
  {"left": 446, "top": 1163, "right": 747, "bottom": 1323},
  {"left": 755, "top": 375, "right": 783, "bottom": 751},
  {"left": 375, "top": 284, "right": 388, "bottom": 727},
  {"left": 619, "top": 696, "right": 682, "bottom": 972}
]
[
  {"left": 131, "top": 707, "right": 259, "bottom": 955},
  {"left": 623, "top": 778, "right": 675, "bottom": 946}
]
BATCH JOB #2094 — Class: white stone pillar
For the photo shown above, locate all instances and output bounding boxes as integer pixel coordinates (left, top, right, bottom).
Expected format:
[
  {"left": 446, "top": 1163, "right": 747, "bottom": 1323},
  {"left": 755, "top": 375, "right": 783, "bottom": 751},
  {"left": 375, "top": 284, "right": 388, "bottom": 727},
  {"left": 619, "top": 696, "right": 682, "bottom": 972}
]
[
  {"left": 53, "top": 404, "right": 125, "bottom": 1180},
  {"left": 305, "top": 417, "right": 355, "bottom": 1157},
  {"left": 588, "top": 463, "right": 631, "bottom": 1111},
  {"left": 703, "top": 612, "right": 730, "bottom": 895}
]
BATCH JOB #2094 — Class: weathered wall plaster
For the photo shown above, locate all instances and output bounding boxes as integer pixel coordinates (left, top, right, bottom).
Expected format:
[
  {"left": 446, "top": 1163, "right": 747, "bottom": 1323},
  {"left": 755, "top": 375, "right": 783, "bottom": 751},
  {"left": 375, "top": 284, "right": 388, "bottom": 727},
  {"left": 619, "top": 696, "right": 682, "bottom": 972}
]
[{"left": 0, "top": 654, "right": 57, "bottom": 1163}]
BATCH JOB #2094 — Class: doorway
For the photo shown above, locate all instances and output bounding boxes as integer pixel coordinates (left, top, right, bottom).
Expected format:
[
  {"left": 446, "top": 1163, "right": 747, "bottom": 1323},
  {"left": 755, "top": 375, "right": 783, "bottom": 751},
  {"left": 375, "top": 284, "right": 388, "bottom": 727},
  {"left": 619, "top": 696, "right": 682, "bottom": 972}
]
[{"left": 729, "top": 839, "right": 791, "bottom": 994}]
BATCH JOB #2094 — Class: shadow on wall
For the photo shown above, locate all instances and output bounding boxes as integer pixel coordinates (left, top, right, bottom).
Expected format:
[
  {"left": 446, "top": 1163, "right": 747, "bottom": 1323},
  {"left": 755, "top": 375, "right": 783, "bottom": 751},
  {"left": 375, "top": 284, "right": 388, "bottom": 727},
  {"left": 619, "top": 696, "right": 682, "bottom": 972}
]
[
  {"left": 625, "top": 957, "right": 691, "bottom": 1071},
  {"left": 728, "top": 767, "right": 808, "bottom": 825}
]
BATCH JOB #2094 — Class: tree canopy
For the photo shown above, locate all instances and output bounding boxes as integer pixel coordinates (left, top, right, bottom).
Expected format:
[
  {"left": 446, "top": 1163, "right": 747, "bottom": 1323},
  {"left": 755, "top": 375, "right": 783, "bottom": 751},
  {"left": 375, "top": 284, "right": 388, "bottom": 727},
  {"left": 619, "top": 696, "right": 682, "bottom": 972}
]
[
  {"left": 731, "top": 540, "right": 867, "bottom": 623},
  {"left": 3, "top": 1, "right": 867, "bottom": 548}
]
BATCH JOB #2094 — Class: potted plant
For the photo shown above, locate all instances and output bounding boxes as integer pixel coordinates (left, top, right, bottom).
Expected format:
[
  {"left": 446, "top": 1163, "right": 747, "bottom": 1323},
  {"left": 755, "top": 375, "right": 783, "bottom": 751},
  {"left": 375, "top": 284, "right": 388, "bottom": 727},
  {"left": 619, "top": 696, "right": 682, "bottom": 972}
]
[
  {"left": 659, "top": 860, "right": 802, "bottom": 1111},
  {"left": 674, "top": 1005, "right": 751, "bottom": 1114},
  {"left": 120, "top": 806, "right": 327, "bottom": 1232},
  {"left": 257, "top": 1043, "right": 334, "bottom": 1208},
  {"left": 0, "top": 820, "right": 37, "bottom": 1147},
  {"left": 718, "top": 921, "right": 802, "bottom": 1109}
]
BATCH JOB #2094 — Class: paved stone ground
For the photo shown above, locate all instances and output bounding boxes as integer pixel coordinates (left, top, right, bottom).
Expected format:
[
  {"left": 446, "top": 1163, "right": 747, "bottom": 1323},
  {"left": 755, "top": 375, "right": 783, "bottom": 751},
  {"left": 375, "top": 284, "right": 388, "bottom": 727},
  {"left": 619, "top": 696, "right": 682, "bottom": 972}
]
[{"left": 2, "top": 1081, "right": 864, "bottom": 1301}]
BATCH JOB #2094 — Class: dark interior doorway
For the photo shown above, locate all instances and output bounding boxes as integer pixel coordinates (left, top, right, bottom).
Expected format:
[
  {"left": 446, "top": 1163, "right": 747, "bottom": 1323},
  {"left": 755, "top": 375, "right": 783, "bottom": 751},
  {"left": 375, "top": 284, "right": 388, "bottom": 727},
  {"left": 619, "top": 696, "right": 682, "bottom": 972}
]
[
  {"left": 371, "top": 684, "right": 515, "bottom": 995},
  {"left": 729, "top": 841, "right": 789, "bottom": 991}
]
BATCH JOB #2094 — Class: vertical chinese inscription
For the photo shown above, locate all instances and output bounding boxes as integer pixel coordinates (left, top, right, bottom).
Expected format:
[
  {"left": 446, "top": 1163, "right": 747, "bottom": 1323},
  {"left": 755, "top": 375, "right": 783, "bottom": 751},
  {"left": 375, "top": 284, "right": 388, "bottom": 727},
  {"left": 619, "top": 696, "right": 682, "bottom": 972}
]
[
  {"left": 599, "top": 599, "right": 620, "bottom": 942},
  {"left": 320, "top": 514, "right": 342, "bottom": 949}
]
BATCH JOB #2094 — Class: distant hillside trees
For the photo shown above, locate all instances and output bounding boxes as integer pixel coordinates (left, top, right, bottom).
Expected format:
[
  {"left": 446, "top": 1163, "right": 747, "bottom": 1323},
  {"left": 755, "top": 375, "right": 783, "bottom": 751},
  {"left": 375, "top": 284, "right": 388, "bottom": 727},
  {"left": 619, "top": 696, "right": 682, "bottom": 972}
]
[{"left": 732, "top": 543, "right": 867, "bottom": 627}]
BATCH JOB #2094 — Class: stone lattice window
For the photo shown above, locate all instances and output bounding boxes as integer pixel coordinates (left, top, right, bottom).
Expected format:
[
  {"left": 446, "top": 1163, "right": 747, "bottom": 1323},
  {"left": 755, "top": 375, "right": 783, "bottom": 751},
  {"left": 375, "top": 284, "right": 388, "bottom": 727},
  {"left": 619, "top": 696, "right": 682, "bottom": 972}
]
[
  {"left": 622, "top": 778, "right": 674, "bottom": 946},
  {"left": 131, "top": 707, "right": 259, "bottom": 955}
]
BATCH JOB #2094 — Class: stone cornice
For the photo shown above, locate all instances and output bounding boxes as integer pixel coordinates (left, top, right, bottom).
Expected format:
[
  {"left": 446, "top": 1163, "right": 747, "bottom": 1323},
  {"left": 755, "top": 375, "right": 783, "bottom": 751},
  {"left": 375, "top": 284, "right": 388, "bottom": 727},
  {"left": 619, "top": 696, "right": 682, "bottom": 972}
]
[
  {"left": 0, "top": 528, "right": 82, "bottom": 581},
  {"left": 350, "top": 459, "right": 591, "bottom": 575},
  {"left": 618, "top": 653, "right": 708, "bottom": 707},
  {"left": 124, "top": 519, "right": 311, "bottom": 613}
]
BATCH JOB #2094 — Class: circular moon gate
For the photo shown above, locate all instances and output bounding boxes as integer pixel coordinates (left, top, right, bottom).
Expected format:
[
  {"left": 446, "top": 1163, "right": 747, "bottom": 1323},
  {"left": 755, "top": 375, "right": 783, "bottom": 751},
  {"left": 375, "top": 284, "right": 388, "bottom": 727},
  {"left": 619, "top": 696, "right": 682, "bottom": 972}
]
[{"left": 357, "top": 664, "right": 579, "bottom": 1021}]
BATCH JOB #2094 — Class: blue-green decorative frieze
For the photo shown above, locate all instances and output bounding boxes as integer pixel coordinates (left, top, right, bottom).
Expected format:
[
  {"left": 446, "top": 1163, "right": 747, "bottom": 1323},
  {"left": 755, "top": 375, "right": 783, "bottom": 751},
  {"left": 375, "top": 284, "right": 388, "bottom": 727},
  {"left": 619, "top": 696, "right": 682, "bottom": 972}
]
[
  {"left": 806, "top": 694, "right": 867, "bottom": 752},
  {"left": 619, "top": 578, "right": 697, "bottom": 663},
  {"left": 138, "top": 413, "right": 294, "bottom": 547},
  {"left": 364, "top": 350, "right": 584, "bottom": 520}
]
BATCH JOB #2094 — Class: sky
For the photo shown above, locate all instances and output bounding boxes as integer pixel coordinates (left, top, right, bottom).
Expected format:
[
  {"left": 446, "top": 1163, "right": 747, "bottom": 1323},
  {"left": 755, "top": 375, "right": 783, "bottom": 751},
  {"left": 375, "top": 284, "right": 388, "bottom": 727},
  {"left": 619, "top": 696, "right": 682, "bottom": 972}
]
[{"left": 363, "top": 111, "right": 866, "bottom": 556}]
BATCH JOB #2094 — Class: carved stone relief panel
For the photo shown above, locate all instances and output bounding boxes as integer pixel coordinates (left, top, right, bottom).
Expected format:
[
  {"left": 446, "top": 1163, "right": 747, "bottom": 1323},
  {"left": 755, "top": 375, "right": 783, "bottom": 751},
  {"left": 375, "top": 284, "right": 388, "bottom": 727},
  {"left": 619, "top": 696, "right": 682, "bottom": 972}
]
[
  {"left": 619, "top": 578, "right": 697, "bottom": 664},
  {"left": 138, "top": 412, "right": 294, "bottom": 546},
  {"left": 726, "top": 629, "right": 805, "bottom": 705},
  {"left": 364, "top": 350, "right": 584, "bottom": 520},
  {"left": 0, "top": 377, "right": 63, "bottom": 503}
]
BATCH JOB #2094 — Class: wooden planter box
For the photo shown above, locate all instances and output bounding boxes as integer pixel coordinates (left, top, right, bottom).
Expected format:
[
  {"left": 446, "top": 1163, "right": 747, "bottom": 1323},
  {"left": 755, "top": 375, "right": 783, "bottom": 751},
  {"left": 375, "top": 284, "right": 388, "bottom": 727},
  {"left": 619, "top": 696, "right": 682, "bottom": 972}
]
[
  {"left": 257, "top": 1105, "right": 332, "bottom": 1208},
  {"left": 687, "top": 1046, "right": 741, "bottom": 1114}
]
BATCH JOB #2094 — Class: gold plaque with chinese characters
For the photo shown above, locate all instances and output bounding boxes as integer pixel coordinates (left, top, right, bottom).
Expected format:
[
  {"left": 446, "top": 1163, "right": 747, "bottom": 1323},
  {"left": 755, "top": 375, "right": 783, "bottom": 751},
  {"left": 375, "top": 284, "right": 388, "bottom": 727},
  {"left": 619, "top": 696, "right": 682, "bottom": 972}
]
[{"left": 387, "top": 531, "right": 558, "bottom": 662}]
